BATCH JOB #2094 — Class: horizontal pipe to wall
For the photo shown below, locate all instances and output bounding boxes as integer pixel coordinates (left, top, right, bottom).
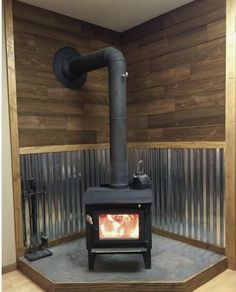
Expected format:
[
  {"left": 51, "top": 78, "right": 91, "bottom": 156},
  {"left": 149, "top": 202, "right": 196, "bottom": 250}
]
[
  {"left": 19, "top": 141, "right": 226, "bottom": 155},
  {"left": 20, "top": 147, "right": 225, "bottom": 248}
]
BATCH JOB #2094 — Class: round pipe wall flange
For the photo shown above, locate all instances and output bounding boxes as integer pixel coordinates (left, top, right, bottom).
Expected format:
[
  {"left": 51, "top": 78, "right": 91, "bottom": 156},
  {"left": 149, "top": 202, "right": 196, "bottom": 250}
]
[{"left": 53, "top": 47, "right": 87, "bottom": 89}]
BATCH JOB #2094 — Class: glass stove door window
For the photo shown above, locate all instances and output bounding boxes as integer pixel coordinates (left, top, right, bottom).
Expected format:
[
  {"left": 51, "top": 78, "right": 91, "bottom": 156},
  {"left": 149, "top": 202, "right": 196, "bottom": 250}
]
[{"left": 98, "top": 214, "right": 139, "bottom": 240}]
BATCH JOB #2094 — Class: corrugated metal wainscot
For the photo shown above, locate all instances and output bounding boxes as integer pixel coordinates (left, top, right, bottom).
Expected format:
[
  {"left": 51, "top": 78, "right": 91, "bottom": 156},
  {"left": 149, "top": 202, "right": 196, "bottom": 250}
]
[{"left": 20, "top": 147, "right": 224, "bottom": 247}]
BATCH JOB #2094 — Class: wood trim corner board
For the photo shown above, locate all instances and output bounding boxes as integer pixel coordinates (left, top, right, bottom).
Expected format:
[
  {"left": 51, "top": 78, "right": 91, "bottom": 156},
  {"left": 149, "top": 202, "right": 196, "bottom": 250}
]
[
  {"left": 225, "top": 0, "right": 236, "bottom": 270},
  {"left": 4, "top": 0, "right": 24, "bottom": 257},
  {"left": 19, "top": 141, "right": 225, "bottom": 155}
]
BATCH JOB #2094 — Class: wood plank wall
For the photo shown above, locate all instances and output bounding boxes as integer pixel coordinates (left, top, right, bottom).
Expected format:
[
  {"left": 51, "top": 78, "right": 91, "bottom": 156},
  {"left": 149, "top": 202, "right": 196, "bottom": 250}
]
[
  {"left": 12, "top": 0, "right": 120, "bottom": 147},
  {"left": 122, "top": 0, "right": 226, "bottom": 142},
  {"left": 13, "top": 0, "right": 226, "bottom": 146}
]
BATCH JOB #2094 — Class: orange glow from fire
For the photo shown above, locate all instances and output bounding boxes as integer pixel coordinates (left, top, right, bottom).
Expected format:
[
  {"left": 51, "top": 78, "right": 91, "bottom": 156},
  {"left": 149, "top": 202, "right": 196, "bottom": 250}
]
[{"left": 99, "top": 214, "right": 139, "bottom": 240}]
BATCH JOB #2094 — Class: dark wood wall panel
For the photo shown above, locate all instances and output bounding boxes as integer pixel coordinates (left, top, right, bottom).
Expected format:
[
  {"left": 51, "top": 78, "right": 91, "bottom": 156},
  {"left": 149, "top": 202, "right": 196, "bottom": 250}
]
[
  {"left": 13, "top": 0, "right": 119, "bottom": 147},
  {"left": 14, "top": 0, "right": 226, "bottom": 146},
  {"left": 122, "top": 0, "right": 226, "bottom": 142}
]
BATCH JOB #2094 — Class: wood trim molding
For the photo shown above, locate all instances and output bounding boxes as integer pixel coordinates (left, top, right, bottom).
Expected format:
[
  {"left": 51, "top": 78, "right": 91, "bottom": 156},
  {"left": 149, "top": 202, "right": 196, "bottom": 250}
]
[
  {"left": 17, "top": 256, "right": 227, "bottom": 292},
  {"left": 225, "top": 0, "right": 236, "bottom": 270},
  {"left": 50, "top": 230, "right": 225, "bottom": 255},
  {"left": 128, "top": 141, "right": 225, "bottom": 149},
  {"left": 19, "top": 141, "right": 225, "bottom": 155},
  {"left": 17, "top": 259, "right": 55, "bottom": 291},
  {"left": 153, "top": 228, "right": 225, "bottom": 255},
  {"left": 19, "top": 143, "right": 110, "bottom": 155},
  {"left": 53, "top": 282, "right": 183, "bottom": 292},
  {"left": 4, "top": 0, "right": 24, "bottom": 257},
  {"left": 48, "top": 231, "right": 85, "bottom": 248},
  {"left": 2, "top": 263, "right": 17, "bottom": 274},
  {"left": 183, "top": 258, "right": 227, "bottom": 292}
]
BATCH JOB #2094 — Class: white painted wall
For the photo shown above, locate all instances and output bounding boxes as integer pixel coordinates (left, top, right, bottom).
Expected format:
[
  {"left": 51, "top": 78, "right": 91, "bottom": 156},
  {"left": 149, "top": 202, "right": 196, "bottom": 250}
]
[
  {"left": 2, "top": 9, "right": 17, "bottom": 267},
  {"left": 18, "top": 0, "right": 193, "bottom": 32}
]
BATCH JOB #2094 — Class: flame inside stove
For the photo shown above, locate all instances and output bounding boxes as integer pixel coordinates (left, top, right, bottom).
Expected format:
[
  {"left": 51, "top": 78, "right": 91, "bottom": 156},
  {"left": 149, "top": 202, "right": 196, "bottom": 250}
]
[{"left": 99, "top": 214, "right": 139, "bottom": 240}]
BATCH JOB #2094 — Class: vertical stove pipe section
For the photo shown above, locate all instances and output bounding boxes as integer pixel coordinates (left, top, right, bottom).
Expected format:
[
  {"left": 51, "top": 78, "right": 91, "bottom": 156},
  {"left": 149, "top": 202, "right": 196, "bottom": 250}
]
[{"left": 54, "top": 47, "right": 128, "bottom": 189}]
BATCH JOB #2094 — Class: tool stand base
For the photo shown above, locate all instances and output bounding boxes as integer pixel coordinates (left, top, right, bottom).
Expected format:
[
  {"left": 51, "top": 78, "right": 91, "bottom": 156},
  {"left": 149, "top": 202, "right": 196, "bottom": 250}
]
[{"left": 25, "top": 249, "right": 53, "bottom": 262}]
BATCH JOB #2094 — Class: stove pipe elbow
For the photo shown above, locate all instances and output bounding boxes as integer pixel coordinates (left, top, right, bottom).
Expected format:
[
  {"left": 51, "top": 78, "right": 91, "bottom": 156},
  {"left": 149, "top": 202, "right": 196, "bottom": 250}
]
[{"left": 53, "top": 47, "right": 128, "bottom": 189}]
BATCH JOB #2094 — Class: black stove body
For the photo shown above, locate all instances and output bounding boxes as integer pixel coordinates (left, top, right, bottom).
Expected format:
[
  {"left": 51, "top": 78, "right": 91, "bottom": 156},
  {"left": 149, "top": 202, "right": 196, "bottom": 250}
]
[
  {"left": 53, "top": 46, "right": 152, "bottom": 270},
  {"left": 84, "top": 187, "right": 152, "bottom": 270}
]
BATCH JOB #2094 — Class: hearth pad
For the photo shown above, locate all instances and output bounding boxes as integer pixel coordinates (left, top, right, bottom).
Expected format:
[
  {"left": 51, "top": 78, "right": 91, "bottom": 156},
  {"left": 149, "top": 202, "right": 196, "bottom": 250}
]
[{"left": 20, "top": 234, "right": 225, "bottom": 282}]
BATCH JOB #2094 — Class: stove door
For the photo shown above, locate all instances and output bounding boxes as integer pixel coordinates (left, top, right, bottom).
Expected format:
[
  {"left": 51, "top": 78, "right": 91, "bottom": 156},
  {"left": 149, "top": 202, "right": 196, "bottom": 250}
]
[
  {"left": 89, "top": 206, "right": 148, "bottom": 248},
  {"left": 98, "top": 213, "right": 140, "bottom": 240}
]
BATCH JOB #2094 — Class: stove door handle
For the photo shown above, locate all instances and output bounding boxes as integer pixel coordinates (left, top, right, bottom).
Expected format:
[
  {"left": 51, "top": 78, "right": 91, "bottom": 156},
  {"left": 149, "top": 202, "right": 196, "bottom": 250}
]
[{"left": 86, "top": 215, "right": 98, "bottom": 231}]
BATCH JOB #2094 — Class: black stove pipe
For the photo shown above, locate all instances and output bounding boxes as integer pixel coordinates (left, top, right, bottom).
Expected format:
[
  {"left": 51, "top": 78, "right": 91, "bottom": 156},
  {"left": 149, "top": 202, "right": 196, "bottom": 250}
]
[{"left": 53, "top": 47, "right": 128, "bottom": 189}]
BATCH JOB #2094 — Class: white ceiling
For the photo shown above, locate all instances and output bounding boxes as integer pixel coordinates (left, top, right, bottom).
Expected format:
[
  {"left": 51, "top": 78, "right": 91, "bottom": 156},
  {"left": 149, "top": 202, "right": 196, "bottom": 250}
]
[{"left": 18, "top": 0, "right": 194, "bottom": 32}]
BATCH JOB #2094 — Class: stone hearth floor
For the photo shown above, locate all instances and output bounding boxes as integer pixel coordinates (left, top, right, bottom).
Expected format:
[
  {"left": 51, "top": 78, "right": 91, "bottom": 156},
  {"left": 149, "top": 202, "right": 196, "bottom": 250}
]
[{"left": 21, "top": 234, "right": 225, "bottom": 282}]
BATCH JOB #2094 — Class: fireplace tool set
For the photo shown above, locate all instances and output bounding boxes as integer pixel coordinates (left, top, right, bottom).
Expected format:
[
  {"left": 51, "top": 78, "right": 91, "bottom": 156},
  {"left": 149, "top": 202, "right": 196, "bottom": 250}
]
[{"left": 22, "top": 178, "right": 52, "bottom": 262}]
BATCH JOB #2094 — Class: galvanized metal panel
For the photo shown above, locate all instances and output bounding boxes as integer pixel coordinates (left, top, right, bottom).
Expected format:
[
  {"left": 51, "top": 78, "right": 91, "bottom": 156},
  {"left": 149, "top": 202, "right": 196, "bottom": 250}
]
[{"left": 20, "top": 148, "right": 224, "bottom": 247}]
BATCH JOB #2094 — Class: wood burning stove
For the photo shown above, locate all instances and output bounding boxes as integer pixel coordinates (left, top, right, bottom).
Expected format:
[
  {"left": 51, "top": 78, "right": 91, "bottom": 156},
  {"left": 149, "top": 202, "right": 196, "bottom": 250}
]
[
  {"left": 84, "top": 188, "right": 152, "bottom": 270},
  {"left": 53, "top": 46, "right": 152, "bottom": 270}
]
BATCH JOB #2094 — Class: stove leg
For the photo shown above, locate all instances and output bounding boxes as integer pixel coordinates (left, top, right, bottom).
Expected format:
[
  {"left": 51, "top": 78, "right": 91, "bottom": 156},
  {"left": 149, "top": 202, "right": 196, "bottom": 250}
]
[
  {"left": 88, "top": 250, "right": 96, "bottom": 270},
  {"left": 142, "top": 249, "right": 151, "bottom": 269}
]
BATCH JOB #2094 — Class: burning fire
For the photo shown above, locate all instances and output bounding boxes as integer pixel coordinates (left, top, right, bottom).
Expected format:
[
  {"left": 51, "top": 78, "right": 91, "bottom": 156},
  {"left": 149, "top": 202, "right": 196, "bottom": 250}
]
[{"left": 99, "top": 214, "right": 139, "bottom": 240}]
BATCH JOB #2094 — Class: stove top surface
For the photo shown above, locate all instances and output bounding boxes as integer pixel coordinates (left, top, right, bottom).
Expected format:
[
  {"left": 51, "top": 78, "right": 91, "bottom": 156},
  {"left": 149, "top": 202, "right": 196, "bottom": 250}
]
[{"left": 84, "top": 187, "right": 152, "bottom": 205}]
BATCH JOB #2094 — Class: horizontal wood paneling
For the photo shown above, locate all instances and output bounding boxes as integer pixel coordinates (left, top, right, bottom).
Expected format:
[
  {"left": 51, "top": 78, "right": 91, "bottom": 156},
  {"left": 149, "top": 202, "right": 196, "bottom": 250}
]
[
  {"left": 13, "top": 1, "right": 120, "bottom": 44},
  {"left": 19, "top": 129, "right": 97, "bottom": 147},
  {"left": 128, "top": 98, "right": 175, "bottom": 116},
  {"left": 163, "top": 124, "right": 225, "bottom": 141},
  {"left": 123, "top": 0, "right": 226, "bottom": 142},
  {"left": 13, "top": 0, "right": 117, "bottom": 147},
  {"left": 148, "top": 107, "right": 225, "bottom": 129},
  {"left": 14, "top": 0, "right": 226, "bottom": 145},
  {"left": 128, "top": 125, "right": 225, "bottom": 142}
]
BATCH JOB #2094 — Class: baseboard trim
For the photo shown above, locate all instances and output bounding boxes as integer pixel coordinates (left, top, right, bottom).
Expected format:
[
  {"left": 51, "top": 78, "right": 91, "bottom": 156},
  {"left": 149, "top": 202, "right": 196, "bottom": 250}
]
[
  {"left": 153, "top": 228, "right": 225, "bottom": 255},
  {"left": 48, "top": 231, "right": 85, "bottom": 248},
  {"left": 2, "top": 263, "right": 17, "bottom": 274}
]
